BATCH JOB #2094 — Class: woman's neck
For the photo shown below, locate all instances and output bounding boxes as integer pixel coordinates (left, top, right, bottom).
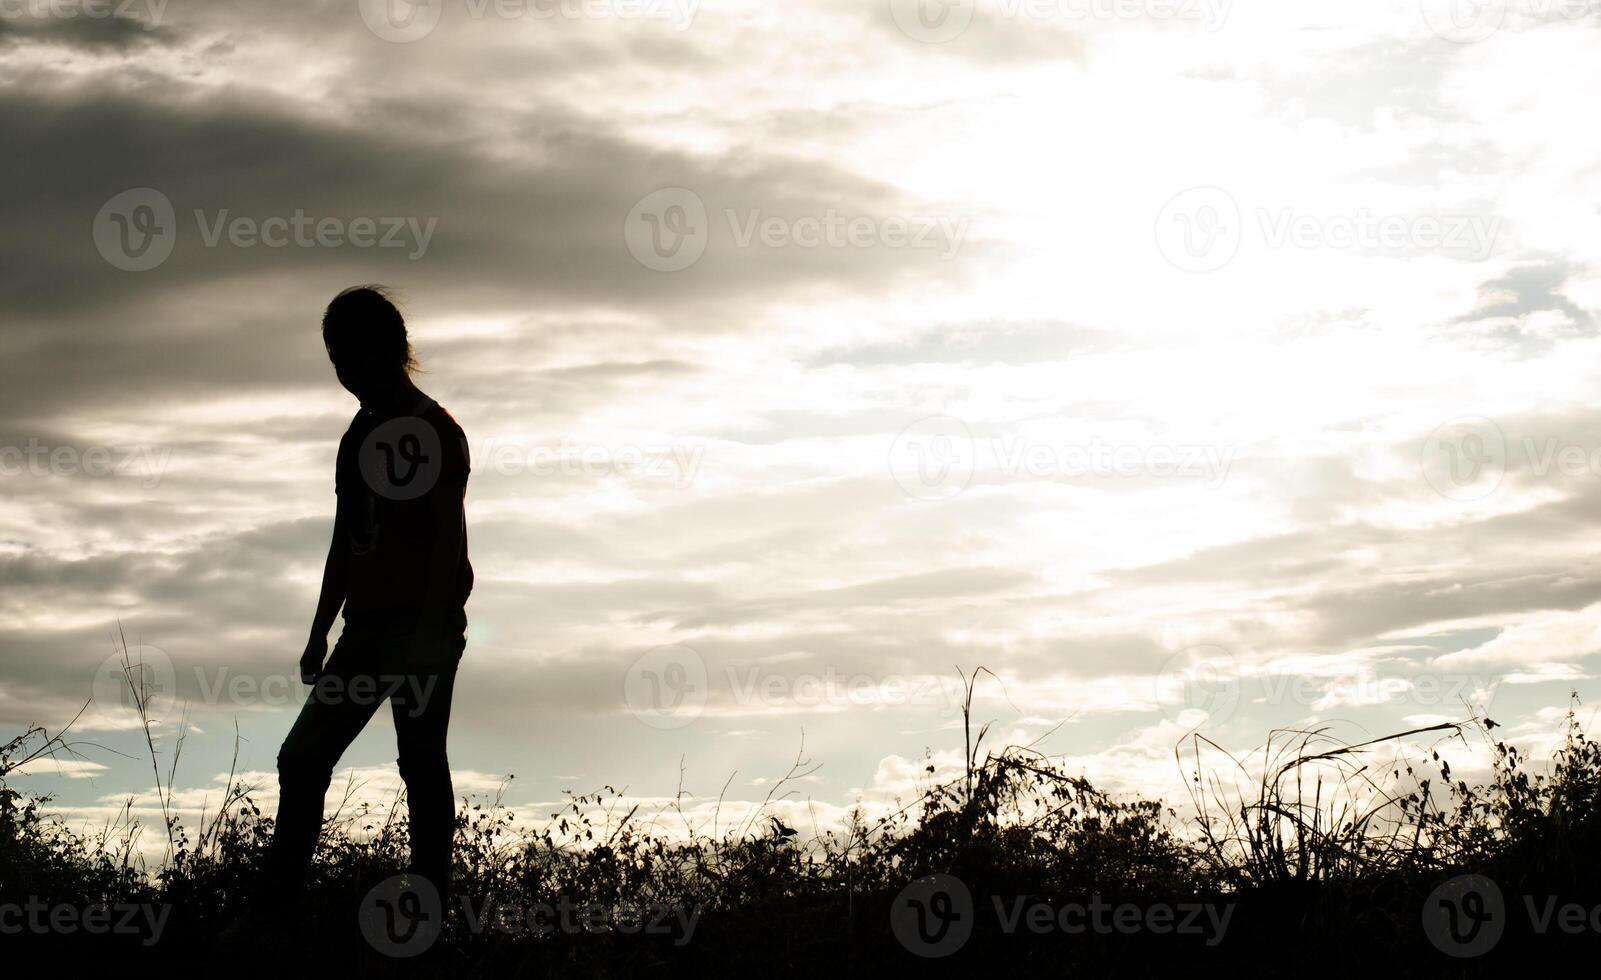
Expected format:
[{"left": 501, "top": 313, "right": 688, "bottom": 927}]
[{"left": 361, "top": 378, "right": 423, "bottom": 414}]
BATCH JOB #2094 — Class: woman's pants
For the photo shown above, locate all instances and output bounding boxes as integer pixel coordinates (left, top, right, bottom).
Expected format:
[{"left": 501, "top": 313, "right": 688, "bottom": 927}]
[{"left": 261, "top": 616, "right": 464, "bottom": 909}]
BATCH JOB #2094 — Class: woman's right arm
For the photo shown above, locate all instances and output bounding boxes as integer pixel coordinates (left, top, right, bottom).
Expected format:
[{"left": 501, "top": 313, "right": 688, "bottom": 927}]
[{"left": 301, "top": 505, "right": 350, "bottom": 682}]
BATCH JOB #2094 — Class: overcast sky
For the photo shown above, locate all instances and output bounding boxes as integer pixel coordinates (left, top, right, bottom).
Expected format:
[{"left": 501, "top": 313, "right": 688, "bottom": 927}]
[{"left": 4, "top": 0, "right": 1601, "bottom": 850}]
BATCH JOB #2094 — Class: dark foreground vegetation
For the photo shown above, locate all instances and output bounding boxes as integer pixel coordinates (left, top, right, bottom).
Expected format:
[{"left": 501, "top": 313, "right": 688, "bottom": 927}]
[{"left": 5, "top": 683, "right": 1601, "bottom": 977}]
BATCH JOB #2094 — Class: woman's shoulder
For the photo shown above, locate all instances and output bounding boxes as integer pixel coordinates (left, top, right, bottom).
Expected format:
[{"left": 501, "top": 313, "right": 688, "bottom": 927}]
[
  {"left": 421, "top": 397, "right": 466, "bottom": 438},
  {"left": 419, "top": 398, "right": 470, "bottom": 474}
]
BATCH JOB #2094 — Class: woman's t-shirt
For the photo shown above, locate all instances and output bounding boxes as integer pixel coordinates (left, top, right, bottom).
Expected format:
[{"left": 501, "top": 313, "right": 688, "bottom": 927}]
[{"left": 334, "top": 396, "right": 473, "bottom": 624}]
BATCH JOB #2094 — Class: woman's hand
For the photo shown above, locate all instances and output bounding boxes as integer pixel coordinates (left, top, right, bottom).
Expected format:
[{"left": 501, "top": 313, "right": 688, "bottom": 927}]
[{"left": 299, "top": 635, "right": 328, "bottom": 685}]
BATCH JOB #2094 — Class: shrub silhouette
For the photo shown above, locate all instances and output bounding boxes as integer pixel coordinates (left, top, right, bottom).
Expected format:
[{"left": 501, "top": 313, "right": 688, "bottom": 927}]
[{"left": 6, "top": 681, "right": 1601, "bottom": 976}]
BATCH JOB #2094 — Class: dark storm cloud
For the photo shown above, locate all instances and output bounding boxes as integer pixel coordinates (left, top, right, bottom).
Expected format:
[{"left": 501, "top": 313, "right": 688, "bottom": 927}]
[
  {"left": 0, "top": 548, "right": 147, "bottom": 594},
  {"left": 7, "top": 0, "right": 1597, "bottom": 815},
  {"left": 0, "top": 516, "right": 342, "bottom": 730},
  {"left": 0, "top": 11, "right": 176, "bottom": 49},
  {"left": 1302, "top": 568, "right": 1601, "bottom": 648},
  {"left": 0, "top": 83, "right": 977, "bottom": 319},
  {"left": 0, "top": 517, "right": 328, "bottom": 620},
  {"left": 0, "top": 76, "right": 986, "bottom": 430}
]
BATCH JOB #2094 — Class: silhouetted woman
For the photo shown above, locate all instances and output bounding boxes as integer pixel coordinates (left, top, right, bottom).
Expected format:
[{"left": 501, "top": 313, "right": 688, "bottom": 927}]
[{"left": 260, "top": 285, "right": 472, "bottom": 916}]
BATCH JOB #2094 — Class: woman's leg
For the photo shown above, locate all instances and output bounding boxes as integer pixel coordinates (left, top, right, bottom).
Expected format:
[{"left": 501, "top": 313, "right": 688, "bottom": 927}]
[
  {"left": 392, "top": 661, "right": 458, "bottom": 901},
  {"left": 260, "top": 643, "right": 385, "bottom": 909}
]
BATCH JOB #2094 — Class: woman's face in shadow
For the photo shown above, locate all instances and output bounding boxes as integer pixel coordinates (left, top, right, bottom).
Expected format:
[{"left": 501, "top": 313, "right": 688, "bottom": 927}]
[{"left": 331, "top": 354, "right": 397, "bottom": 404}]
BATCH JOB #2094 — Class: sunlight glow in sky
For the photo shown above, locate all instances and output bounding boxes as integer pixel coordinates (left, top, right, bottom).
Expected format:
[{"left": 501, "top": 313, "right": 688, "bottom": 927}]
[{"left": 3, "top": 0, "right": 1600, "bottom": 854}]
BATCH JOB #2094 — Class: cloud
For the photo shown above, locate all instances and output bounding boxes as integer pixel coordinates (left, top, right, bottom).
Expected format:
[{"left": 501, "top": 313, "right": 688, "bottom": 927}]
[
  {"left": 5, "top": 0, "right": 1601, "bottom": 835},
  {"left": 0, "top": 9, "right": 176, "bottom": 50}
]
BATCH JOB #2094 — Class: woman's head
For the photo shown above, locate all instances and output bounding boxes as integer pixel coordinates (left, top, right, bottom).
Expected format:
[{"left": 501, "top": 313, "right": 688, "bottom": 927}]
[{"left": 322, "top": 285, "right": 419, "bottom": 399}]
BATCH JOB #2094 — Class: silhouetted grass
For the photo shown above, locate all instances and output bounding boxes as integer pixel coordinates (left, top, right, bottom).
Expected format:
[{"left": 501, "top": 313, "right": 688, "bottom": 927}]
[{"left": 5, "top": 665, "right": 1601, "bottom": 976}]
